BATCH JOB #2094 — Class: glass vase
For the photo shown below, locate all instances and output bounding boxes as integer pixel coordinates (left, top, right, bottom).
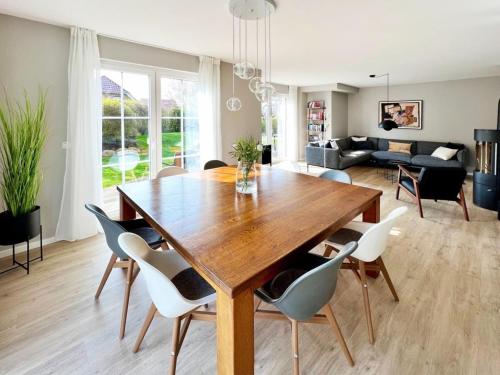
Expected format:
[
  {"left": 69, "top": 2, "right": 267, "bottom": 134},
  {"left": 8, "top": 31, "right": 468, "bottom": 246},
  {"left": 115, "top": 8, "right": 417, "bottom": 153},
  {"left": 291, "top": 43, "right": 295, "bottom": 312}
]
[{"left": 235, "top": 161, "right": 257, "bottom": 194}]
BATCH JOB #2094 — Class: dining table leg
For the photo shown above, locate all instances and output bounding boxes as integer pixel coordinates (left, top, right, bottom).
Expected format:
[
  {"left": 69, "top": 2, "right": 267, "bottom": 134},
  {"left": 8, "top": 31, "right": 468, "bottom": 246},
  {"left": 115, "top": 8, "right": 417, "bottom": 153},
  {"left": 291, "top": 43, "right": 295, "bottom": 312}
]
[
  {"left": 362, "top": 197, "right": 381, "bottom": 278},
  {"left": 216, "top": 288, "right": 255, "bottom": 375},
  {"left": 119, "top": 193, "right": 136, "bottom": 220}
]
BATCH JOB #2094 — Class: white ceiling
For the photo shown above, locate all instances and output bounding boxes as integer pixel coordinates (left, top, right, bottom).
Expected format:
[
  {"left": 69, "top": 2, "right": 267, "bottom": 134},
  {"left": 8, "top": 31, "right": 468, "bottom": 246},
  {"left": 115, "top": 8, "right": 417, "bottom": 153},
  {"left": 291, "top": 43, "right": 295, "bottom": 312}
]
[{"left": 1, "top": 0, "right": 500, "bottom": 87}]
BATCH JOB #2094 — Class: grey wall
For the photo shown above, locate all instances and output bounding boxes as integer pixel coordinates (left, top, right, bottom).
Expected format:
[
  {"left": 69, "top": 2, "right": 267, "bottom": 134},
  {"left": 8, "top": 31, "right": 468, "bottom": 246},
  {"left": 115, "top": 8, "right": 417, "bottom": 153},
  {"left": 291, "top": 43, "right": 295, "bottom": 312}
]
[
  {"left": 220, "top": 61, "right": 261, "bottom": 164},
  {"left": 0, "top": 14, "right": 69, "bottom": 239},
  {"left": 98, "top": 36, "right": 199, "bottom": 73},
  {"left": 348, "top": 77, "right": 500, "bottom": 168},
  {"left": 331, "top": 91, "right": 348, "bottom": 138},
  {"left": 0, "top": 13, "right": 262, "bottom": 242}
]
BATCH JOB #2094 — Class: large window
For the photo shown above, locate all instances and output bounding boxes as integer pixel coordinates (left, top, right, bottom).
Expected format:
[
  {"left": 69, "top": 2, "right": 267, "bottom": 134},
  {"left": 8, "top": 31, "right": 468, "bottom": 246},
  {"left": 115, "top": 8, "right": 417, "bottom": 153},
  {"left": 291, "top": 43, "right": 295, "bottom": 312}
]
[
  {"left": 101, "top": 69, "right": 152, "bottom": 188},
  {"left": 100, "top": 63, "right": 199, "bottom": 190}
]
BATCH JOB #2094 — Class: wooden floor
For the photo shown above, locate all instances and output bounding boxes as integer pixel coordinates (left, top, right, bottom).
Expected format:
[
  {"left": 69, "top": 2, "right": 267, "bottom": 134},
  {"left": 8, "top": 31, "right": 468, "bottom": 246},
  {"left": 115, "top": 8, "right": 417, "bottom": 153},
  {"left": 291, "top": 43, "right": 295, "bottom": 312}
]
[{"left": 1, "top": 165, "right": 499, "bottom": 375}]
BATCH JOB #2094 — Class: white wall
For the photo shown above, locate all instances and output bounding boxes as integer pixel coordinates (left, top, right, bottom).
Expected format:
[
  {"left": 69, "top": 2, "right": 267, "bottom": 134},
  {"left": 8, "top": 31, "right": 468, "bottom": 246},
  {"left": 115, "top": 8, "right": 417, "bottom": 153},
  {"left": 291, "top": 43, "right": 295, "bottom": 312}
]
[
  {"left": 348, "top": 77, "right": 500, "bottom": 168},
  {"left": 0, "top": 13, "right": 262, "bottom": 241}
]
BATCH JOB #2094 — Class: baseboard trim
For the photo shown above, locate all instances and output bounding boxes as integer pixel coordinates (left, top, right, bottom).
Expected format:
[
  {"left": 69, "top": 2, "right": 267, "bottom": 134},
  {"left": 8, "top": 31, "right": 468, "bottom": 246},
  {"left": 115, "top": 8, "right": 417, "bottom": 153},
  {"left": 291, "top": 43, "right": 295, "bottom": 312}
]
[{"left": 0, "top": 237, "right": 57, "bottom": 259}]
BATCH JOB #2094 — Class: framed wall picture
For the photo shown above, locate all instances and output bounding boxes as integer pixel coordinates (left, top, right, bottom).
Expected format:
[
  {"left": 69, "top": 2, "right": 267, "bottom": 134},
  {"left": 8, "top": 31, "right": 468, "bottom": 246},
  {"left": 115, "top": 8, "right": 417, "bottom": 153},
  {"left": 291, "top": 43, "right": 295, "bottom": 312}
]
[{"left": 379, "top": 100, "right": 423, "bottom": 129}]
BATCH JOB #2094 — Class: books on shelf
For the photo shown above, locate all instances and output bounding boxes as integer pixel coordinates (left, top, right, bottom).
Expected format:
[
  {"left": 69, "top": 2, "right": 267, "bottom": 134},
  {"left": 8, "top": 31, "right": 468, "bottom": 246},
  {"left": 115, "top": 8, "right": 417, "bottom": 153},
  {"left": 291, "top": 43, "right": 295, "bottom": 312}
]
[
  {"left": 308, "top": 124, "right": 324, "bottom": 132},
  {"left": 308, "top": 112, "right": 324, "bottom": 120},
  {"left": 307, "top": 100, "right": 325, "bottom": 109}
]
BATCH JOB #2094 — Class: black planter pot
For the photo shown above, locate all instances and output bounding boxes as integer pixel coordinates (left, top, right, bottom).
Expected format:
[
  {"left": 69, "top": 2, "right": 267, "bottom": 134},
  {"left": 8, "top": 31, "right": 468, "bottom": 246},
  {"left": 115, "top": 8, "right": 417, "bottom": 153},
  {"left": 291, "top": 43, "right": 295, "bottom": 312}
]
[{"left": 0, "top": 206, "right": 41, "bottom": 246}]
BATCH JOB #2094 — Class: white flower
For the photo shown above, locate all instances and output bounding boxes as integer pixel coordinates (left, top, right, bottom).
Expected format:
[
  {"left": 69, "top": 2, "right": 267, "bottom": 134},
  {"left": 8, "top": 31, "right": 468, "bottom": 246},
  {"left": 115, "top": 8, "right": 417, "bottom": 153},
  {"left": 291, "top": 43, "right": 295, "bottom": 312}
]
[
  {"left": 256, "top": 144, "right": 263, "bottom": 151},
  {"left": 232, "top": 143, "right": 237, "bottom": 149}
]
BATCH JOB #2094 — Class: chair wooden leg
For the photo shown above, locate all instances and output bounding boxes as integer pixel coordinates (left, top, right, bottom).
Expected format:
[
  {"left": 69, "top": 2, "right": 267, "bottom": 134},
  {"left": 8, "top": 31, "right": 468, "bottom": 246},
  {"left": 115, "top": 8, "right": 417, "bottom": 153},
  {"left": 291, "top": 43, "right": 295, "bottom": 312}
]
[
  {"left": 359, "top": 261, "right": 375, "bottom": 344},
  {"left": 323, "top": 244, "right": 334, "bottom": 257},
  {"left": 95, "top": 254, "right": 117, "bottom": 300},
  {"left": 133, "top": 303, "right": 157, "bottom": 353},
  {"left": 414, "top": 182, "right": 424, "bottom": 218},
  {"left": 322, "top": 304, "right": 354, "bottom": 366},
  {"left": 377, "top": 257, "right": 399, "bottom": 302},
  {"left": 291, "top": 319, "right": 299, "bottom": 375},
  {"left": 459, "top": 188, "right": 470, "bottom": 221},
  {"left": 169, "top": 317, "right": 182, "bottom": 375},
  {"left": 120, "top": 259, "right": 135, "bottom": 339},
  {"left": 177, "top": 314, "right": 193, "bottom": 354}
]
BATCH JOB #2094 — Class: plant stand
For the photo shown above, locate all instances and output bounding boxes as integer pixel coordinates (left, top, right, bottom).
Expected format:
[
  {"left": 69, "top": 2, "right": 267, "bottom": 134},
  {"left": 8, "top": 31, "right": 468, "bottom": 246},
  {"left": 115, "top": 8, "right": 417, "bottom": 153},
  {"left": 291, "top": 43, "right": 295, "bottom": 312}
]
[{"left": 0, "top": 225, "right": 43, "bottom": 275}]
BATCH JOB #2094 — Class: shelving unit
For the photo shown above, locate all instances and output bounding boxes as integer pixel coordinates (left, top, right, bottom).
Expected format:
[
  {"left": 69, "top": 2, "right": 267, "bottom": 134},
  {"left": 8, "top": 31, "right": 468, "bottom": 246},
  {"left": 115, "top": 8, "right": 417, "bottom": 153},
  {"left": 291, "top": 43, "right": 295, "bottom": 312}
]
[{"left": 307, "top": 100, "right": 326, "bottom": 143}]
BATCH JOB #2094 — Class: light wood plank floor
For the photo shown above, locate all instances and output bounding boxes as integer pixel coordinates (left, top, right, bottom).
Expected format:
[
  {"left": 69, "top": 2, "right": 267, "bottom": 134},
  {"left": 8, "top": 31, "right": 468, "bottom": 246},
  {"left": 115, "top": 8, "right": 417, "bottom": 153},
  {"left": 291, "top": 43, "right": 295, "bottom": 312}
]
[{"left": 0, "top": 166, "right": 499, "bottom": 375}]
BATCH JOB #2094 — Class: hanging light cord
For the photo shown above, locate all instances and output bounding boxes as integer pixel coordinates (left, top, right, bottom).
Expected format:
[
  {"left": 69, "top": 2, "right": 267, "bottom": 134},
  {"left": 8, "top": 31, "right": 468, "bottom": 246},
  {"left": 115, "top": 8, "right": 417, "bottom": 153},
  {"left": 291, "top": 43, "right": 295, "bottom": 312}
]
[
  {"left": 268, "top": 5, "right": 271, "bottom": 83},
  {"left": 232, "top": 13, "right": 236, "bottom": 95},
  {"left": 264, "top": 4, "right": 267, "bottom": 83},
  {"left": 387, "top": 73, "right": 390, "bottom": 101}
]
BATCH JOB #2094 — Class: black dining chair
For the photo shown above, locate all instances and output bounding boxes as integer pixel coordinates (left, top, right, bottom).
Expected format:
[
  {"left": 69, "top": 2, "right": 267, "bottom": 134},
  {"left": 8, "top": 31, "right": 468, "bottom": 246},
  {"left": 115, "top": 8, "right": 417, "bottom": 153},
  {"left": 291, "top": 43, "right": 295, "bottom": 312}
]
[
  {"left": 85, "top": 203, "right": 164, "bottom": 339},
  {"left": 203, "top": 159, "right": 228, "bottom": 170},
  {"left": 396, "top": 166, "right": 469, "bottom": 220}
]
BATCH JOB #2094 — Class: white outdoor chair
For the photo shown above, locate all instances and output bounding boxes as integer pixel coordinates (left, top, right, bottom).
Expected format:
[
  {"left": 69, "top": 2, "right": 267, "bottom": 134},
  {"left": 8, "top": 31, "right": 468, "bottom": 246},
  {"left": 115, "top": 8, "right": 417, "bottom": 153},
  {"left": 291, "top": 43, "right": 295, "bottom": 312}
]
[
  {"left": 323, "top": 206, "right": 408, "bottom": 344},
  {"left": 118, "top": 232, "right": 216, "bottom": 375},
  {"left": 156, "top": 166, "right": 188, "bottom": 178}
]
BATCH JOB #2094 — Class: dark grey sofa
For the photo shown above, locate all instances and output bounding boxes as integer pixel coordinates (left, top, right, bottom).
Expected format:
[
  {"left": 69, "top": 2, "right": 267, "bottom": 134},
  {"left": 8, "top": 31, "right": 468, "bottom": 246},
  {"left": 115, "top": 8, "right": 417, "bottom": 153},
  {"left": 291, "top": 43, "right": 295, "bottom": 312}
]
[{"left": 305, "top": 136, "right": 466, "bottom": 170}]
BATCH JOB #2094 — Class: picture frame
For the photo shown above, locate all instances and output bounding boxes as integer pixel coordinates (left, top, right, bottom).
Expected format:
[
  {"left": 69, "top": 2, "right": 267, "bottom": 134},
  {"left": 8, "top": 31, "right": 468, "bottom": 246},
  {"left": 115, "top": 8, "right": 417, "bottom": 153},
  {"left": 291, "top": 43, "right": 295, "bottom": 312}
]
[{"left": 378, "top": 100, "right": 423, "bottom": 130}]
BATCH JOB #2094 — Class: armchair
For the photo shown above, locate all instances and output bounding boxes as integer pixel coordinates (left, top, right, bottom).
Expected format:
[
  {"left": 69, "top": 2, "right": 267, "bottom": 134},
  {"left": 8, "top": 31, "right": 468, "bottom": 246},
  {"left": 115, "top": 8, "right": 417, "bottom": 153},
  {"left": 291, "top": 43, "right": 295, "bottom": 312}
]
[{"left": 396, "top": 166, "right": 469, "bottom": 220}]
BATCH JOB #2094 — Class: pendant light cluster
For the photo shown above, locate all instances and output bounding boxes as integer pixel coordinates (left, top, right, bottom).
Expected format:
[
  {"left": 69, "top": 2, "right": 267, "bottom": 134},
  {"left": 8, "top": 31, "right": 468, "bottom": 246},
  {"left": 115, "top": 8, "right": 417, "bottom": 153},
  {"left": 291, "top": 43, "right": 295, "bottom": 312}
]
[{"left": 226, "top": 0, "right": 276, "bottom": 112}]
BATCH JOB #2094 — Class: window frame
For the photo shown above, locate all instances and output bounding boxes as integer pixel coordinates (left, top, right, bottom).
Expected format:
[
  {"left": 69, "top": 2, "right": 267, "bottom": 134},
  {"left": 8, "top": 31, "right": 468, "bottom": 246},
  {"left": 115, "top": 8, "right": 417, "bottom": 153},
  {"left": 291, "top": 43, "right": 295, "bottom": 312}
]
[{"left": 100, "top": 60, "right": 199, "bottom": 187}]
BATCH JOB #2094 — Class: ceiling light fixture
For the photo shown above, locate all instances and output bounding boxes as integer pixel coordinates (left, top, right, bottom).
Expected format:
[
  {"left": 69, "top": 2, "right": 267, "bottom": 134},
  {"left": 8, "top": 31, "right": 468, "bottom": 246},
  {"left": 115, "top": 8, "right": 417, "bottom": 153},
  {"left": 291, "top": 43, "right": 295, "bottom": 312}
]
[
  {"left": 227, "top": 0, "right": 276, "bottom": 112},
  {"left": 370, "top": 73, "right": 398, "bottom": 131}
]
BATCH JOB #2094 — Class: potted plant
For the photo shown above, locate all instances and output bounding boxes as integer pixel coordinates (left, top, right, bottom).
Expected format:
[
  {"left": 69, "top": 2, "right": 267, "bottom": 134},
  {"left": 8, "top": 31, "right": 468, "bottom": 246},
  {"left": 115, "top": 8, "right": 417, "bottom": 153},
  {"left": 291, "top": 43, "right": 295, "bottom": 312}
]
[
  {"left": 0, "top": 91, "right": 46, "bottom": 248},
  {"left": 230, "top": 136, "right": 262, "bottom": 194}
]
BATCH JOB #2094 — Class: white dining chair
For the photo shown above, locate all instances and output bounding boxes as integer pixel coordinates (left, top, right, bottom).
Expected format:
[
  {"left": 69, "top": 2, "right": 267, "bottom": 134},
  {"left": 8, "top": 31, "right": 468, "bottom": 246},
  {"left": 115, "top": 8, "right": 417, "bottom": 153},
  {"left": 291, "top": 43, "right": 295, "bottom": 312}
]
[
  {"left": 118, "top": 232, "right": 216, "bottom": 375},
  {"left": 323, "top": 206, "right": 408, "bottom": 344},
  {"left": 156, "top": 166, "right": 188, "bottom": 178}
]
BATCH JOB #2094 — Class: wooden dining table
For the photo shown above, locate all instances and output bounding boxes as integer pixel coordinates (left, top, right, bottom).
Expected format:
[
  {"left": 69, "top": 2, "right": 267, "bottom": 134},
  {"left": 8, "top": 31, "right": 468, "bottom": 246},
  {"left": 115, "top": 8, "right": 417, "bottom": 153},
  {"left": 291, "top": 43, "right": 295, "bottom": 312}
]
[{"left": 117, "top": 165, "right": 382, "bottom": 374}]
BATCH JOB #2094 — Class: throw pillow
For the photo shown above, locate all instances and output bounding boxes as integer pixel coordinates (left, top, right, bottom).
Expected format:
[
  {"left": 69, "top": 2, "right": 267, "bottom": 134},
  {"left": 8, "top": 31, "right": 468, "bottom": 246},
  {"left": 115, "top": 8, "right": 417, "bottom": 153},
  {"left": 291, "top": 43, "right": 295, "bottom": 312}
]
[
  {"left": 351, "top": 136, "right": 367, "bottom": 142},
  {"left": 352, "top": 141, "right": 374, "bottom": 150},
  {"left": 431, "top": 146, "right": 458, "bottom": 160},
  {"left": 324, "top": 140, "right": 332, "bottom": 148},
  {"left": 388, "top": 141, "right": 412, "bottom": 155},
  {"left": 309, "top": 142, "right": 320, "bottom": 147}
]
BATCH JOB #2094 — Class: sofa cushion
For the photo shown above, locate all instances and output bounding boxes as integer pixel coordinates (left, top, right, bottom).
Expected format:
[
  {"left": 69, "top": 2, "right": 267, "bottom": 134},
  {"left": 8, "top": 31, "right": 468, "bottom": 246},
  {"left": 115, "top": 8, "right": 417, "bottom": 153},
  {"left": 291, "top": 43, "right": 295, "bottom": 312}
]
[
  {"left": 367, "top": 137, "right": 379, "bottom": 150},
  {"left": 352, "top": 140, "right": 375, "bottom": 150},
  {"left": 342, "top": 150, "right": 373, "bottom": 160},
  {"left": 378, "top": 138, "right": 416, "bottom": 154},
  {"left": 371, "top": 151, "right": 412, "bottom": 163},
  {"left": 416, "top": 141, "right": 446, "bottom": 155},
  {"left": 335, "top": 137, "right": 351, "bottom": 151},
  {"left": 410, "top": 155, "right": 463, "bottom": 168}
]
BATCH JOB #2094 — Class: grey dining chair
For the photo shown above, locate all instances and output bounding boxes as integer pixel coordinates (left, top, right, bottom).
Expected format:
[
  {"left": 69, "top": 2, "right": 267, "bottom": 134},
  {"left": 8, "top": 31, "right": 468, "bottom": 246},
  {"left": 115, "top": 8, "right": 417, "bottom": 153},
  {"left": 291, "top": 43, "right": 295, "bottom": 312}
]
[
  {"left": 203, "top": 159, "right": 228, "bottom": 170},
  {"left": 85, "top": 203, "right": 164, "bottom": 339},
  {"left": 319, "top": 169, "right": 352, "bottom": 184},
  {"left": 255, "top": 242, "right": 358, "bottom": 374}
]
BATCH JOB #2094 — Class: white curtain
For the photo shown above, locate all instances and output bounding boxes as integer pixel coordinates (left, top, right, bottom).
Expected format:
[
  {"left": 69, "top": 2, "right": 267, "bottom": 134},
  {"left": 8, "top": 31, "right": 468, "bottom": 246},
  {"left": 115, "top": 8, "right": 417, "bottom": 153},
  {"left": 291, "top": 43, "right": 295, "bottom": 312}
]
[
  {"left": 198, "top": 56, "right": 221, "bottom": 163},
  {"left": 286, "top": 86, "right": 299, "bottom": 161},
  {"left": 56, "top": 27, "right": 102, "bottom": 241}
]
